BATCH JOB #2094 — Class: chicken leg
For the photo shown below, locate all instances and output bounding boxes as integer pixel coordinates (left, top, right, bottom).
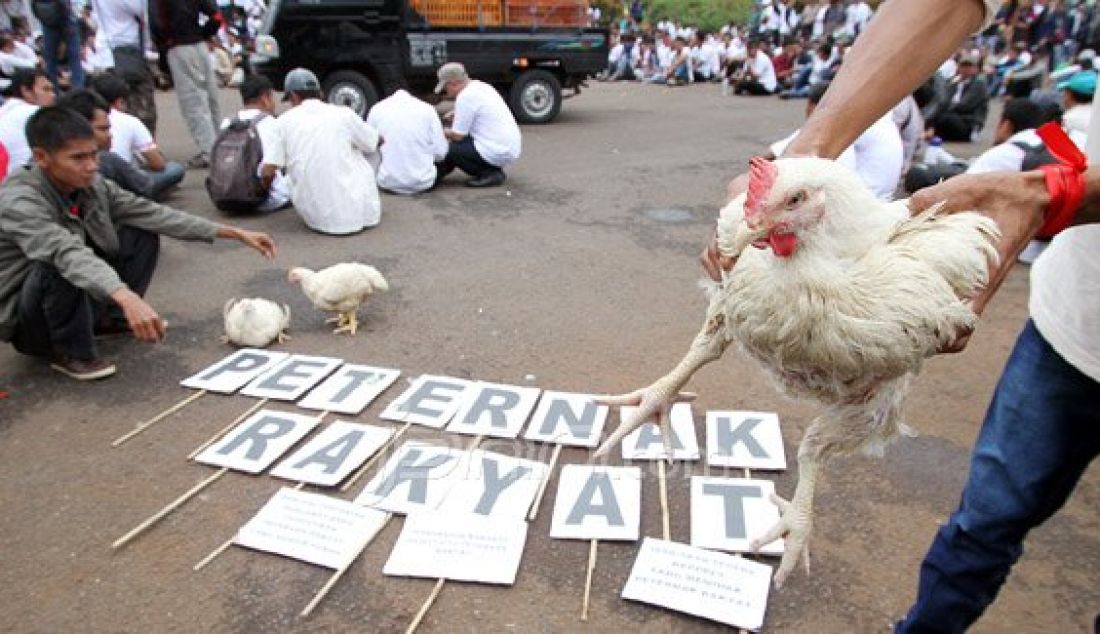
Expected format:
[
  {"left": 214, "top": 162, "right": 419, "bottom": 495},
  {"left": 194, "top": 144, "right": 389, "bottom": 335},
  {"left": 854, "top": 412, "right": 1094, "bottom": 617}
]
[
  {"left": 331, "top": 310, "right": 359, "bottom": 335},
  {"left": 751, "top": 458, "right": 818, "bottom": 588}
]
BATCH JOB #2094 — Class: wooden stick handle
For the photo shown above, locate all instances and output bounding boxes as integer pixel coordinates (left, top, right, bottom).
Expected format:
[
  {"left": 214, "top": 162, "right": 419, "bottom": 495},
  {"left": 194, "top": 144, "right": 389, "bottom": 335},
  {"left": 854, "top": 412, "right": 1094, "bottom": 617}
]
[
  {"left": 300, "top": 512, "right": 393, "bottom": 617},
  {"left": 112, "top": 467, "right": 229, "bottom": 549},
  {"left": 527, "top": 443, "right": 563, "bottom": 522},
  {"left": 406, "top": 578, "right": 446, "bottom": 634},
  {"left": 193, "top": 536, "right": 235, "bottom": 571},
  {"left": 581, "top": 539, "right": 598, "bottom": 621},
  {"left": 658, "top": 460, "right": 671, "bottom": 541},
  {"left": 187, "top": 398, "right": 268, "bottom": 460},
  {"left": 113, "top": 390, "right": 207, "bottom": 447},
  {"left": 340, "top": 422, "right": 411, "bottom": 492}
]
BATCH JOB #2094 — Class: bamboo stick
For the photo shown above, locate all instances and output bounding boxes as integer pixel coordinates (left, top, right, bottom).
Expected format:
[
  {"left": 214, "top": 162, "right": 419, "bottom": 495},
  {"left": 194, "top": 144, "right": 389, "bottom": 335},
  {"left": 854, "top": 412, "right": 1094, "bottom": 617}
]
[
  {"left": 527, "top": 443, "right": 563, "bottom": 521},
  {"left": 112, "top": 390, "right": 207, "bottom": 447},
  {"left": 405, "top": 578, "right": 446, "bottom": 634},
  {"left": 581, "top": 538, "right": 598, "bottom": 621},
  {"left": 187, "top": 398, "right": 268, "bottom": 460},
  {"left": 112, "top": 467, "right": 229, "bottom": 549}
]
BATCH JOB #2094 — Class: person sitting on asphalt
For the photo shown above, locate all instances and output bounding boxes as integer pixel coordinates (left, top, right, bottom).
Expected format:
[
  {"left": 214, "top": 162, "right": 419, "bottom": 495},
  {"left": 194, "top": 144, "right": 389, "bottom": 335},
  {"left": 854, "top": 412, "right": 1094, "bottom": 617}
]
[
  {"left": 55, "top": 89, "right": 156, "bottom": 199},
  {"left": 0, "top": 68, "right": 56, "bottom": 178},
  {"left": 367, "top": 88, "right": 448, "bottom": 195},
  {"left": 91, "top": 73, "right": 184, "bottom": 201},
  {"left": 261, "top": 67, "right": 382, "bottom": 233},
  {"left": 434, "top": 62, "right": 521, "bottom": 188},
  {"left": 0, "top": 106, "right": 275, "bottom": 381},
  {"left": 733, "top": 39, "right": 778, "bottom": 95},
  {"left": 220, "top": 74, "right": 291, "bottom": 213},
  {"left": 926, "top": 52, "right": 989, "bottom": 142},
  {"left": 1058, "top": 70, "right": 1095, "bottom": 143}
]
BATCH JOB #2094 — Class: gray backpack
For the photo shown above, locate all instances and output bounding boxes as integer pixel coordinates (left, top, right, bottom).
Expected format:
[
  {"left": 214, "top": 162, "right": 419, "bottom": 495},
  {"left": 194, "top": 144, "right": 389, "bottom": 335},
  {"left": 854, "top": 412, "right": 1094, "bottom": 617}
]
[{"left": 206, "top": 114, "right": 268, "bottom": 213}]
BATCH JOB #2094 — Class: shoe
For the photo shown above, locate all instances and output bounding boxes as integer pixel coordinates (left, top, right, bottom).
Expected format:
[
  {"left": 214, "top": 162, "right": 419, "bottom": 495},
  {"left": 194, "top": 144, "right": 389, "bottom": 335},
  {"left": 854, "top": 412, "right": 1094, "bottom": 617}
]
[
  {"left": 466, "top": 171, "right": 506, "bottom": 188},
  {"left": 186, "top": 153, "right": 210, "bottom": 169},
  {"left": 50, "top": 356, "right": 117, "bottom": 381}
]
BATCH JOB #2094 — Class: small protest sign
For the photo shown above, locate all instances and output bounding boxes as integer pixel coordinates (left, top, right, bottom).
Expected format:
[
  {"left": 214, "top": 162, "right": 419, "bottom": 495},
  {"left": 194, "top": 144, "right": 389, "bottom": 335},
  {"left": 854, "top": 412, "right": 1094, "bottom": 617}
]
[
  {"left": 550, "top": 464, "right": 641, "bottom": 541},
  {"left": 236, "top": 488, "right": 390, "bottom": 569},
  {"left": 180, "top": 349, "right": 289, "bottom": 394},
  {"left": 383, "top": 510, "right": 528, "bottom": 585},
  {"left": 445, "top": 382, "right": 541, "bottom": 439},
  {"left": 270, "top": 421, "right": 395, "bottom": 487},
  {"left": 297, "top": 364, "right": 401, "bottom": 415},
  {"left": 705, "top": 411, "right": 787, "bottom": 470},
  {"left": 239, "top": 355, "right": 344, "bottom": 401},
  {"left": 690, "top": 476, "right": 784, "bottom": 556},
  {"left": 379, "top": 375, "right": 474, "bottom": 429},
  {"left": 621, "top": 537, "right": 772, "bottom": 631},
  {"left": 353, "top": 442, "right": 468, "bottom": 514},
  {"left": 195, "top": 409, "right": 321, "bottom": 474},
  {"left": 619, "top": 402, "right": 700, "bottom": 461},
  {"left": 437, "top": 450, "right": 549, "bottom": 521},
  {"left": 522, "top": 391, "right": 609, "bottom": 447}
]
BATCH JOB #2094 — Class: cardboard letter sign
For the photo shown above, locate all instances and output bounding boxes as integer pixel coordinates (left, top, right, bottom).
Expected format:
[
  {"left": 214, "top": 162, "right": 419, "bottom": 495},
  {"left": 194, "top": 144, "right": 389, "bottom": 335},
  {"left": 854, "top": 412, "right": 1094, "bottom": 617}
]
[
  {"left": 379, "top": 375, "right": 473, "bottom": 428},
  {"left": 354, "top": 442, "right": 468, "bottom": 514},
  {"left": 195, "top": 409, "right": 320, "bottom": 474},
  {"left": 549, "top": 464, "right": 641, "bottom": 541},
  {"left": 620, "top": 402, "right": 700, "bottom": 461},
  {"left": 297, "top": 364, "right": 401, "bottom": 415},
  {"left": 622, "top": 537, "right": 772, "bottom": 631},
  {"left": 438, "top": 450, "right": 549, "bottom": 521},
  {"left": 690, "top": 476, "right": 784, "bottom": 556},
  {"left": 239, "top": 354, "right": 343, "bottom": 401},
  {"left": 522, "top": 391, "right": 609, "bottom": 448},
  {"left": 445, "top": 382, "right": 541, "bottom": 439},
  {"left": 384, "top": 510, "right": 528, "bottom": 585},
  {"left": 705, "top": 411, "right": 786, "bottom": 470},
  {"left": 270, "top": 421, "right": 395, "bottom": 487},
  {"left": 236, "top": 488, "right": 390, "bottom": 569},
  {"left": 180, "top": 349, "right": 289, "bottom": 394}
]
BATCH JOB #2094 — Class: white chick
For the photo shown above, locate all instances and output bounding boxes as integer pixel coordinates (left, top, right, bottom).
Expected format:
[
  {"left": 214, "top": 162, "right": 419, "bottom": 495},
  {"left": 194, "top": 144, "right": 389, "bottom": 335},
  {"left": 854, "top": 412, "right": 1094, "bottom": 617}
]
[
  {"left": 222, "top": 297, "right": 291, "bottom": 347},
  {"left": 287, "top": 263, "right": 389, "bottom": 335}
]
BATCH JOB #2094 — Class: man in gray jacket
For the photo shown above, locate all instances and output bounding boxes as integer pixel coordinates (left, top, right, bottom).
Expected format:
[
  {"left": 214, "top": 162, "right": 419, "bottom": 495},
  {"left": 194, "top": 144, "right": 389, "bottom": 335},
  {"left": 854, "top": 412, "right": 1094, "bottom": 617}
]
[{"left": 0, "top": 106, "right": 275, "bottom": 380}]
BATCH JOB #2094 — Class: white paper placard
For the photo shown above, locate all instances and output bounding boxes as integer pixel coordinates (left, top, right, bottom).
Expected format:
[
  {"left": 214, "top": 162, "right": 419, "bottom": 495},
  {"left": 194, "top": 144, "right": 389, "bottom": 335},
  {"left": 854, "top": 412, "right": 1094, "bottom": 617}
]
[
  {"left": 239, "top": 354, "right": 344, "bottom": 401},
  {"left": 437, "top": 450, "right": 550, "bottom": 521},
  {"left": 297, "top": 364, "right": 401, "bottom": 414},
  {"left": 690, "top": 476, "right": 784, "bottom": 556},
  {"left": 620, "top": 403, "right": 700, "bottom": 461},
  {"left": 270, "top": 421, "right": 395, "bottom": 487},
  {"left": 354, "top": 442, "right": 469, "bottom": 514},
  {"left": 622, "top": 538, "right": 772, "bottom": 631},
  {"left": 705, "top": 411, "right": 787, "bottom": 470},
  {"left": 445, "top": 382, "right": 541, "bottom": 439},
  {"left": 180, "top": 349, "right": 289, "bottom": 394},
  {"left": 549, "top": 464, "right": 641, "bottom": 541},
  {"left": 195, "top": 409, "right": 321, "bottom": 474},
  {"left": 379, "top": 375, "right": 474, "bottom": 428},
  {"left": 383, "top": 511, "right": 528, "bottom": 585},
  {"left": 522, "top": 391, "right": 609, "bottom": 448},
  {"left": 236, "top": 488, "right": 390, "bottom": 569}
]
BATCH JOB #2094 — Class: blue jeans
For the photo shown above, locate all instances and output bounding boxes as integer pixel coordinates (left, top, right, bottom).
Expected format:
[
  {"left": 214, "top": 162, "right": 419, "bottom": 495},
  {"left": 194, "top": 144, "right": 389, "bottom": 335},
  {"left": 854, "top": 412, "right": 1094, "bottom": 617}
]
[
  {"left": 42, "top": 20, "right": 84, "bottom": 91},
  {"left": 143, "top": 161, "right": 185, "bottom": 201},
  {"left": 897, "top": 320, "right": 1100, "bottom": 633}
]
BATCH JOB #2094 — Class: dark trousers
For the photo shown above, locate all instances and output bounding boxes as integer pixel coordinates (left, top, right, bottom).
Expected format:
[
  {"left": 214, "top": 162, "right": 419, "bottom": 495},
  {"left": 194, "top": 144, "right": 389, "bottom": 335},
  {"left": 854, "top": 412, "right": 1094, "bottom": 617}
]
[
  {"left": 734, "top": 79, "right": 774, "bottom": 95},
  {"left": 42, "top": 20, "right": 84, "bottom": 91},
  {"left": 435, "top": 137, "right": 501, "bottom": 183},
  {"left": 931, "top": 112, "right": 977, "bottom": 142},
  {"left": 11, "top": 227, "right": 159, "bottom": 361}
]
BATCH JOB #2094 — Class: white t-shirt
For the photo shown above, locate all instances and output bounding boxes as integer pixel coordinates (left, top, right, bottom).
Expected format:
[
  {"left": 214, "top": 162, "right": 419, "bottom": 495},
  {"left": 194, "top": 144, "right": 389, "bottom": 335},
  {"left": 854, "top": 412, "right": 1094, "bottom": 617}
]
[
  {"left": 92, "top": 0, "right": 146, "bottom": 48},
  {"left": 0, "top": 99, "right": 38, "bottom": 177},
  {"left": 264, "top": 99, "right": 381, "bottom": 234},
  {"left": 452, "top": 80, "right": 521, "bottom": 168},
  {"left": 0, "top": 42, "right": 35, "bottom": 76},
  {"left": 749, "top": 50, "right": 777, "bottom": 93},
  {"left": 966, "top": 128, "right": 1040, "bottom": 174},
  {"left": 108, "top": 109, "right": 155, "bottom": 165},
  {"left": 220, "top": 108, "right": 291, "bottom": 212},
  {"left": 1063, "top": 104, "right": 1091, "bottom": 139},
  {"left": 366, "top": 89, "right": 448, "bottom": 195}
]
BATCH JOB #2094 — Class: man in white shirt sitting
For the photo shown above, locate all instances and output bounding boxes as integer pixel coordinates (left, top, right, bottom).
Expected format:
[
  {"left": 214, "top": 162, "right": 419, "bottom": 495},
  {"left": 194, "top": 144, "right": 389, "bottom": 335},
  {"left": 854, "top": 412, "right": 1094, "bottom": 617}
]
[
  {"left": 366, "top": 88, "right": 447, "bottom": 195},
  {"left": 1057, "top": 70, "right": 1094, "bottom": 142},
  {"left": 0, "top": 68, "right": 55, "bottom": 178},
  {"left": 220, "top": 74, "right": 290, "bottom": 212},
  {"left": 91, "top": 73, "right": 184, "bottom": 200},
  {"left": 0, "top": 33, "right": 36, "bottom": 77},
  {"left": 434, "top": 62, "right": 522, "bottom": 188},
  {"left": 261, "top": 67, "right": 382, "bottom": 234},
  {"left": 733, "top": 39, "right": 778, "bottom": 95}
]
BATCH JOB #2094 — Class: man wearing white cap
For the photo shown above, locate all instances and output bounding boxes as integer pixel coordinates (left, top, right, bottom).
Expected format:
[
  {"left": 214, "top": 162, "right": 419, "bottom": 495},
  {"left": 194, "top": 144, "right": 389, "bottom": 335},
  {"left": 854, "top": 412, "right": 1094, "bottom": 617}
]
[
  {"left": 434, "top": 62, "right": 521, "bottom": 188},
  {"left": 260, "top": 68, "right": 383, "bottom": 234}
]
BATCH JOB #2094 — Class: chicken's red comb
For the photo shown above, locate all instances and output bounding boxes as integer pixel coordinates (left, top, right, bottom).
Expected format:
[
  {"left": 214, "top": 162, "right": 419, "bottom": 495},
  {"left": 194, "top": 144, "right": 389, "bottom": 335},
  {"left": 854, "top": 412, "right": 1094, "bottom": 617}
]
[{"left": 745, "top": 156, "right": 778, "bottom": 220}]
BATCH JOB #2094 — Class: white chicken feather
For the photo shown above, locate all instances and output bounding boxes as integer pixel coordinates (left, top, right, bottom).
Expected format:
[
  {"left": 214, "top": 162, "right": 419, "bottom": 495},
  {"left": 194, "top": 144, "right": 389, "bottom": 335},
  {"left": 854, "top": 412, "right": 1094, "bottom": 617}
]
[
  {"left": 222, "top": 297, "right": 291, "bottom": 348},
  {"left": 288, "top": 263, "right": 389, "bottom": 335},
  {"left": 596, "top": 156, "right": 1000, "bottom": 587}
]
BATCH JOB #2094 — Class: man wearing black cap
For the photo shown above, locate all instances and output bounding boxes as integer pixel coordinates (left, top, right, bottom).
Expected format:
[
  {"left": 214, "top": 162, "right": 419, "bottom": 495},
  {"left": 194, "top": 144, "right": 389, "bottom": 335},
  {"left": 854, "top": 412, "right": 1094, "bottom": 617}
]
[{"left": 434, "top": 62, "right": 522, "bottom": 188}]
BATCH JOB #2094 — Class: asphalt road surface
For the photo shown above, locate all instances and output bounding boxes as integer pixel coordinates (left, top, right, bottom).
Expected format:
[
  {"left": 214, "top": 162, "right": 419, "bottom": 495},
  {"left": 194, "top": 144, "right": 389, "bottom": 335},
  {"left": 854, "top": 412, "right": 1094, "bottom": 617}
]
[{"left": 1, "top": 83, "right": 1097, "bottom": 633}]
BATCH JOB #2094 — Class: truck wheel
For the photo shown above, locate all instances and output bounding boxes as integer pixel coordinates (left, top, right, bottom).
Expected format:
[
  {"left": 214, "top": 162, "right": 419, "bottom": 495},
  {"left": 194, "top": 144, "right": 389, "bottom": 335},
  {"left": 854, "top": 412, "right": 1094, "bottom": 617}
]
[
  {"left": 509, "top": 70, "right": 561, "bottom": 124},
  {"left": 322, "top": 70, "right": 379, "bottom": 118}
]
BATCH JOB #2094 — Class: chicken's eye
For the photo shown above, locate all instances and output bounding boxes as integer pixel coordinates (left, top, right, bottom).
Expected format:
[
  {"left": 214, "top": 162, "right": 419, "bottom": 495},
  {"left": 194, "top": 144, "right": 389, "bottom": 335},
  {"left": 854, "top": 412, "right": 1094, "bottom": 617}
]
[{"left": 786, "top": 191, "right": 807, "bottom": 208}]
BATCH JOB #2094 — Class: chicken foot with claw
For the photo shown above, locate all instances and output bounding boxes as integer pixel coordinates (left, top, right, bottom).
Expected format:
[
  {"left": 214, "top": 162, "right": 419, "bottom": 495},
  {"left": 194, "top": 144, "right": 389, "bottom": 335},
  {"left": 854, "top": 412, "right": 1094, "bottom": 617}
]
[{"left": 751, "top": 459, "right": 818, "bottom": 588}]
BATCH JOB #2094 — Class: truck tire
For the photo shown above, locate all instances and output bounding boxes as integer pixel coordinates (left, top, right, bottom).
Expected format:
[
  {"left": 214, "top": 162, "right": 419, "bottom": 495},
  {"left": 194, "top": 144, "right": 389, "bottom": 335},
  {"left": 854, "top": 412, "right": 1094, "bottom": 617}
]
[
  {"left": 322, "top": 70, "right": 379, "bottom": 118},
  {"left": 509, "top": 70, "right": 562, "bottom": 124}
]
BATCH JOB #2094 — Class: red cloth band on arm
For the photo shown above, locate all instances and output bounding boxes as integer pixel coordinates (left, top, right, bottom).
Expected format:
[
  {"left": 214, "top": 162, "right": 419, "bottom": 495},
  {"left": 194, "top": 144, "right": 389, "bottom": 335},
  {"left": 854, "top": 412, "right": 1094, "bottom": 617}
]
[{"left": 1035, "top": 122, "right": 1087, "bottom": 239}]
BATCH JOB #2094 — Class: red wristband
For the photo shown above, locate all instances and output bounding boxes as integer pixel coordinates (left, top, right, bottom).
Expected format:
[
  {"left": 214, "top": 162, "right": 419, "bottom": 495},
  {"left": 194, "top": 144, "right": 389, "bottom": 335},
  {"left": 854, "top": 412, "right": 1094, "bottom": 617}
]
[{"left": 1035, "top": 122, "right": 1087, "bottom": 239}]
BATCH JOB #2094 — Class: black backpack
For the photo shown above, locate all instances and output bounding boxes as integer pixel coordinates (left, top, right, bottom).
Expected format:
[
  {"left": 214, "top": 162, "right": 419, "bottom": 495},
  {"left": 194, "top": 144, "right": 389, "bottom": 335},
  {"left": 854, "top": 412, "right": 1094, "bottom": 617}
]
[{"left": 206, "top": 114, "right": 269, "bottom": 213}]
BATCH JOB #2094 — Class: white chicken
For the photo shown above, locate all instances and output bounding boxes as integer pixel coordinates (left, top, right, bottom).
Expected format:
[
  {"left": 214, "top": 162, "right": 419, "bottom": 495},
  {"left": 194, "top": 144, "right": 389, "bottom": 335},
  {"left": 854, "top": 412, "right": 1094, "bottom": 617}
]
[
  {"left": 596, "top": 157, "right": 1000, "bottom": 587},
  {"left": 222, "top": 297, "right": 291, "bottom": 348},
  {"left": 288, "top": 263, "right": 389, "bottom": 335}
]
